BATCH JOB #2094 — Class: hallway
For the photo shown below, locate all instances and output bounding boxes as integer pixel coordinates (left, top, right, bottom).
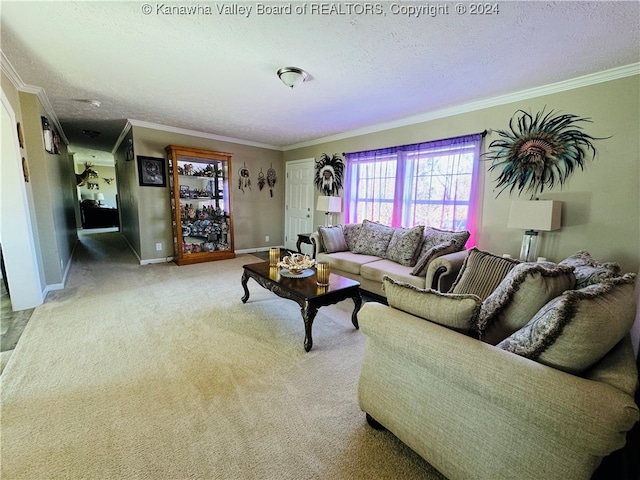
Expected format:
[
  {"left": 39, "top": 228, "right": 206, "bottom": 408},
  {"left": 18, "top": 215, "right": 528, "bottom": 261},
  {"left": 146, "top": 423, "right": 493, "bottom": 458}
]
[{"left": 0, "top": 229, "right": 127, "bottom": 374}]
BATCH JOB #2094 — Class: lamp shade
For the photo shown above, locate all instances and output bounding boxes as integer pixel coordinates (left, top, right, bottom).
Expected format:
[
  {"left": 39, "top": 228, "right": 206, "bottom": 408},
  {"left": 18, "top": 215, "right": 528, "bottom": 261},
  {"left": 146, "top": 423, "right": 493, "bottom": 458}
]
[
  {"left": 316, "top": 196, "right": 341, "bottom": 213},
  {"left": 508, "top": 200, "right": 562, "bottom": 231},
  {"left": 95, "top": 193, "right": 105, "bottom": 201}
]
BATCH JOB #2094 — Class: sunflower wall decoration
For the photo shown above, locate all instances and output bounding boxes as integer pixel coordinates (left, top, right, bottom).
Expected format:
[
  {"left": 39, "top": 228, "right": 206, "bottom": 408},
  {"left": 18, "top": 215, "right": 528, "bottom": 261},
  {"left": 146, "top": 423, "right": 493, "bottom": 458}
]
[
  {"left": 485, "top": 109, "right": 608, "bottom": 198},
  {"left": 315, "top": 153, "right": 344, "bottom": 196}
]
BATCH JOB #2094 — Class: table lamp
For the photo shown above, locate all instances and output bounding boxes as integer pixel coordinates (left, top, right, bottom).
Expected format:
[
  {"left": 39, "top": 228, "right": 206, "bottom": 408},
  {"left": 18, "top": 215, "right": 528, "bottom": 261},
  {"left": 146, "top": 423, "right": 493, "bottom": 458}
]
[
  {"left": 508, "top": 200, "right": 562, "bottom": 262},
  {"left": 316, "top": 196, "right": 342, "bottom": 226},
  {"left": 95, "top": 193, "right": 105, "bottom": 206}
]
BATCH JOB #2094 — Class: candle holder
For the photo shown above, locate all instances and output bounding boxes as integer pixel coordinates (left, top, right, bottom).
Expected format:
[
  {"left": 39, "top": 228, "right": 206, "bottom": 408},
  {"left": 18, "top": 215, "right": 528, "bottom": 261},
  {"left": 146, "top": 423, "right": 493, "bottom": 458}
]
[
  {"left": 316, "top": 262, "right": 331, "bottom": 286},
  {"left": 269, "top": 248, "right": 280, "bottom": 266}
]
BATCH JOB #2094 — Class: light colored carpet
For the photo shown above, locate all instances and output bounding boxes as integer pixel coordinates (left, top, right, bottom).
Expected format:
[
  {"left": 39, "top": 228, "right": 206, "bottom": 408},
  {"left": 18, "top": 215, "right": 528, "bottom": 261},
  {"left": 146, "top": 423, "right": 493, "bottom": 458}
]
[{"left": 0, "top": 232, "right": 444, "bottom": 479}]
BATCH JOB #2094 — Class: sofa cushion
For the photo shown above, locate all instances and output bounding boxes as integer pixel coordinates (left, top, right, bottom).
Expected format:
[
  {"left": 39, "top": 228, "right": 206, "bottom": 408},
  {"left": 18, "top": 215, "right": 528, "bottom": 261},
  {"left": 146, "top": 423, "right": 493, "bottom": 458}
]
[
  {"left": 450, "top": 247, "right": 520, "bottom": 300},
  {"left": 352, "top": 220, "right": 395, "bottom": 257},
  {"left": 496, "top": 273, "right": 637, "bottom": 374},
  {"left": 316, "top": 251, "right": 380, "bottom": 275},
  {"left": 559, "top": 250, "right": 621, "bottom": 289},
  {"left": 385, "top": 225, "right": 425, "bottom": 267},
  {"left": 318, "top": 225, "right": 348, "bottom": 253},
  {"left": 361, "top": 259, "right": 426, "bottom": 289},
  {"left": 342, "top": 223, "right": 362, "bottom": 251},
  {"left": 478, "top": 263, "right": 576, "bottom": 345},
  {"left": 383, "top": 276, "right": 481, "bottom": 334}
]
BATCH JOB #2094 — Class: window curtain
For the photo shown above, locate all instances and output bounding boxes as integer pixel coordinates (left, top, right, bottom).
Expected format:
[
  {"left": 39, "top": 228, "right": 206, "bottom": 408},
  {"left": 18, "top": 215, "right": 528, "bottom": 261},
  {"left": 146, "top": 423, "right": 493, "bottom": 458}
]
[{"left": 344, "top": 133, "right": 483, "bottom": 246}]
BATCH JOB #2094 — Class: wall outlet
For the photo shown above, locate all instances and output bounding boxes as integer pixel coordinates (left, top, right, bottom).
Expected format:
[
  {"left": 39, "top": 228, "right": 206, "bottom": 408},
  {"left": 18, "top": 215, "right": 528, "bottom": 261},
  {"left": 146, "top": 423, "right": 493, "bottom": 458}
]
[
  {"left": 156, "top": 243, "right": 163, "bottom": 251},
  {"left": 265, "top": 235, "right": 269, "bottom": 242}
]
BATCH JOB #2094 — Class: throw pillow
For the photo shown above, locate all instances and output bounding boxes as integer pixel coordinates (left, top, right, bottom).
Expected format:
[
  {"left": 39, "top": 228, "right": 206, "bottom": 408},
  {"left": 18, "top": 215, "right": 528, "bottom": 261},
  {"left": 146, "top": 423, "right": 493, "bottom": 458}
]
[
  {"left": 450, "top": 247, "right": 520, "bottom": 301},
  {"left": 352, "top": 219, "right": 395, "bottom": 257},
  {"left": 559, "top": 250, "right": 621, "bottom": 289},
  {"left": 383, "top": 276, "right": 481, "bottom": 334},
  {"left": 342, "top": 223, "right": 362, "bottom": 251},
  {"left": 385, "top": 225, "right": 425, "bottom": 267},
  {"left": 411, "top": 227, "right": 470, "bottom": 276},
  {"left": 414, "top": 227, "right": 470, "bottom": 261},
  {"left": 410, "top": 240, "right": 457, "bottom": 277},
  {"left": 496, "top": 273, "right": 637, "bottom": 374},
  {"left": 478, "top": 263, "right": 576, "bottom": 345},
  {"left": 318, "top": 225, "right": 348, "bottom": 253}
]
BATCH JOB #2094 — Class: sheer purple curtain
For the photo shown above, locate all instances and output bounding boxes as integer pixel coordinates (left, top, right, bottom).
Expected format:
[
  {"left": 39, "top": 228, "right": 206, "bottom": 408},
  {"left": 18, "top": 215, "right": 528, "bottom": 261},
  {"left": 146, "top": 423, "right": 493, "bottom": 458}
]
[{"left": 344, "top": 133, "right": 483, "bottom": 245}]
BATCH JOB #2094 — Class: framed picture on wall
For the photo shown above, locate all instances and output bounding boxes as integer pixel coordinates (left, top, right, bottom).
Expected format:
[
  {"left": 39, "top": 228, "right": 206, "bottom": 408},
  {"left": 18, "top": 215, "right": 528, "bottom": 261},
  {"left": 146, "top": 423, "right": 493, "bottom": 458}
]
[
  {"left": 41, "top": 116, "right": 54, "bottom": 153},
  {"left": 125, "top": 139, "right": 134, "bottom": 161},
  {"left": 137, "top": 156, "right": 166, "bottom": 187}
]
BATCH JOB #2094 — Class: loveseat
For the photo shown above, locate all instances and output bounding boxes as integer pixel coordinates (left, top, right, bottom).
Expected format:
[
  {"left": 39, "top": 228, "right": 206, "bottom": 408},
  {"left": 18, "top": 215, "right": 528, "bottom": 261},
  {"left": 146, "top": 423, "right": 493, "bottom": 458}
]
[
  {"left": 357, "top": 248, "right": 639, "bottom": 480},
  {"left": 310, "top": 220, "right": 470, "bottom": 297}
]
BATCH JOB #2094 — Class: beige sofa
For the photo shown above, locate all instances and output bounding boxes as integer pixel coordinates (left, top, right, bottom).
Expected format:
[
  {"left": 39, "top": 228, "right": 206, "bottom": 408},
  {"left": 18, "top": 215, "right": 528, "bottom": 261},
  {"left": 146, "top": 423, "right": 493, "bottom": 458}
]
[
  {"left": 357, "top": 248, "right": 639, "bottom": 479},
  {"left": 310, "top": 220, "right": 470, "bottom": 296}
]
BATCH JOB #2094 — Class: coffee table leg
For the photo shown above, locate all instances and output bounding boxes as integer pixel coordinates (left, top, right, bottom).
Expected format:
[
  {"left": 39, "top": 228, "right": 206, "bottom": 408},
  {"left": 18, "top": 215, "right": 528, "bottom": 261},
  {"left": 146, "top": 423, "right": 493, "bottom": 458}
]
[
  {"left": 351, "top": 292, "right": 362, "bottom": 329},
  {"left": 301, "top": 303, "right": 319, "bottom": 352},
  {"left": 241, "top": 271, "right": 250, "bottom": 303}
]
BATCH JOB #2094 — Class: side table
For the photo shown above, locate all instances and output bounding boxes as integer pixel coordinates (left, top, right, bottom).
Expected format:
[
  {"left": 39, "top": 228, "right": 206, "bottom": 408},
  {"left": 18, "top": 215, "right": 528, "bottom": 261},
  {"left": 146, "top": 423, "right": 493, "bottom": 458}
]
[{"left": 296, "top": 233, "right": 315, "bottom": 258}]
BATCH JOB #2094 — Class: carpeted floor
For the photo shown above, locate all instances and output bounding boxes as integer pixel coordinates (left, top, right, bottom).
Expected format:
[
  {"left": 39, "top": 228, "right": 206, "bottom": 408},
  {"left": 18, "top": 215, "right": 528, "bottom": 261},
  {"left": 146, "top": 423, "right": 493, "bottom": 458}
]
[{"left": 0, "top": 232, "right": 445, "bottom": 479}]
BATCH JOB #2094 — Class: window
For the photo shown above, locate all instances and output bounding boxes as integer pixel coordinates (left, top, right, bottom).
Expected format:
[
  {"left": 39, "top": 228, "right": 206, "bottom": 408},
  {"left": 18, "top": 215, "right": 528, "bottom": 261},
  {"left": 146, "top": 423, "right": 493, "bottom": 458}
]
[{"left": 344, "top": 133, "right": 483, "bottom": 244}]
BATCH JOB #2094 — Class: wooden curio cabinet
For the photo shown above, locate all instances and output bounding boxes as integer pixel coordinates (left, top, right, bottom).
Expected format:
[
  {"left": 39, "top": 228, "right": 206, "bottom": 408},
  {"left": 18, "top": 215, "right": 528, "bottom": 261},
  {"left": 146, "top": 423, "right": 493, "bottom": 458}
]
[{"left": 166, "top": 145, "right": 235, "bottom": 265}]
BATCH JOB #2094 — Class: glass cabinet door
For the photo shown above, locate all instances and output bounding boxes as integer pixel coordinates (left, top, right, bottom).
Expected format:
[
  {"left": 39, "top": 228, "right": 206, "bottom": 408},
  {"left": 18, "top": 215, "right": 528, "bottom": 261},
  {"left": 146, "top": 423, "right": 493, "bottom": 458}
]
[{"left": 166, "top": 145, "right": 235, "bottom": 265}]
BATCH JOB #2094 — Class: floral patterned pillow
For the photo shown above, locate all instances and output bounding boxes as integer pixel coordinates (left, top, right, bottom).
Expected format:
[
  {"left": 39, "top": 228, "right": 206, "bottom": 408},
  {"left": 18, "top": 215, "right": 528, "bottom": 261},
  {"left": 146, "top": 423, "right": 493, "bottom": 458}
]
[
  {"left": 497, "top": 273, "right": 636, "bottom": 374},
  {"left": 558, "top": 250, "right": 621, "bottom": 289},
  {"left": 414, "top": 227, "right": 470, "bottom": 260},
  {"left": 342, "top": 223, "right": 362, "bottom": 251},
  {"left": 385, "top": 225, "right": 425, "bottom": 266},
  {"left": 477, "top": 262, "right": 576, "bottom": 345},
  {"left": 352, "top": 220, "right": 395, "bottom": 257}
]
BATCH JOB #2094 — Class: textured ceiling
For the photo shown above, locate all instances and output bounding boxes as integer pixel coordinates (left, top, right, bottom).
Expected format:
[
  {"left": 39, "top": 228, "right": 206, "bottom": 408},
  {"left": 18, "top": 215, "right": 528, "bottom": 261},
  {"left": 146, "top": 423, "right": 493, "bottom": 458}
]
[{"left": 1, "top": 1, "right": 639, "bottom": 158}]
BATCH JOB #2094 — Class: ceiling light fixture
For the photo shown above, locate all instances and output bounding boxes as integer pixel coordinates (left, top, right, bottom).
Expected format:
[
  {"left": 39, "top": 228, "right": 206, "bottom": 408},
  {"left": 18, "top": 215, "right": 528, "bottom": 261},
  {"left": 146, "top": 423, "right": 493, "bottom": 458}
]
[
  {"left": 277, "top": 67, "right": 309, "bottom": 89},
  {"left": 77, "top": 99, "right": 101, "bottom": 107},
  {"left": 82, "top": 129, "right": 101, "bottom": 138}
]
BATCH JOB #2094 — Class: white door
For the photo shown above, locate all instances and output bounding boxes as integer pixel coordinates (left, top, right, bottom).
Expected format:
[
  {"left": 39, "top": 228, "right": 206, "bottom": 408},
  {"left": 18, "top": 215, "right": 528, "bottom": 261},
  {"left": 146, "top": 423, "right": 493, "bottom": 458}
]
[
  {"left": 284, "top": 159, "right": 315, "bottom": 254},
  {"left": 1, "top": 91, "right": 44, "bottom": 310}
]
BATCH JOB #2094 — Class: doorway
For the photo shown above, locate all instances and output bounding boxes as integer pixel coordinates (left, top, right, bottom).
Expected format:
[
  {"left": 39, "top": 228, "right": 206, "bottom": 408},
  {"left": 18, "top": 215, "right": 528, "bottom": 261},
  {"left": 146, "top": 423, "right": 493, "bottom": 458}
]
[
  {"left": 75, "top": 152, "right": 119, "bottom": 230},
  {"left": 284, "top": 159, "right": 315, "bottom": 254}
]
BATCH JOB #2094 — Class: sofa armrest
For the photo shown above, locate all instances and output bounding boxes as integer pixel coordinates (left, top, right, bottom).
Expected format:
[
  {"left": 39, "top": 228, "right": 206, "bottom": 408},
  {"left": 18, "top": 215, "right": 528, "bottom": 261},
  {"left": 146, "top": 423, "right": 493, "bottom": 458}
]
[
  {"left": 359, "top": 302, "right": 639, "bottom": 456},
  {"left": 426, "top": 249, "right": 467, "bottom": 291},
  {"left": 309, "top": 231, "right": 324, "bottom": 257}
]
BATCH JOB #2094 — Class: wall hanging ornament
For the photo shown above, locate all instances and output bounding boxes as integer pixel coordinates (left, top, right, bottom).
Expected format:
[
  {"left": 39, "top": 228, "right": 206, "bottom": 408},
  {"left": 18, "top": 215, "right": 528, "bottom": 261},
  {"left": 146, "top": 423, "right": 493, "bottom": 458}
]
[
  {"left": 257, "top": 168, "right": 265, "bottom": 191},
  {"left": 267, "top": 165, "right": 276, "bottom": 197},
  {"left": 484, "top": 108, "right": 608, "bottom": 198},
  {"left": 315, "top": 153, "right": 344, "bottom": 196},
  {"left": 238, "top": 164, "right": 251, "bottom": 193}
]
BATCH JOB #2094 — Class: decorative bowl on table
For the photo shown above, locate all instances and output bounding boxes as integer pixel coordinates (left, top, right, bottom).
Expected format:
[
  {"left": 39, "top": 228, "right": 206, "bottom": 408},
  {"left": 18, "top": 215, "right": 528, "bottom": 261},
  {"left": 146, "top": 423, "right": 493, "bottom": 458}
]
[{"left": 277, "top": 253, "right": 315, "bottom": 276}]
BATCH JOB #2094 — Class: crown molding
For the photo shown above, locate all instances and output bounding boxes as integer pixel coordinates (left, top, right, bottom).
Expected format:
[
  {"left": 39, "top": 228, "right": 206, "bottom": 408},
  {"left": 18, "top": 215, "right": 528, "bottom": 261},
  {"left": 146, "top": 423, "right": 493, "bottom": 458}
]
[
  {"left": 112, "top": 121, "right": 132, "bottom": 155},
  {"left": 126, "top": 119, "right": 282, "bottom": 151},
  {"left": 283, "top": 63, "right": 640, "bottom": 151},
  {"left": 1, "top": 50, "right": 70, "bottom": 146}
]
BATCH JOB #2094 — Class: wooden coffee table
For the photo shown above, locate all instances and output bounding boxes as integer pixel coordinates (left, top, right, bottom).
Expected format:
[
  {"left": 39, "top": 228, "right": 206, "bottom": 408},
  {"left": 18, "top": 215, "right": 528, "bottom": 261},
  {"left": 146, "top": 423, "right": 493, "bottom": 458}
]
[{"left": 241, "top": 262, "right": 362, "bottom": 351}]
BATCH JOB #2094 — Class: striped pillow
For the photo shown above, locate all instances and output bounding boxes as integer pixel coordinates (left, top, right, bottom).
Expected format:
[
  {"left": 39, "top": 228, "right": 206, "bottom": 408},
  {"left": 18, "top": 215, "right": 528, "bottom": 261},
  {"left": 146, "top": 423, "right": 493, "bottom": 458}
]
[
  {"left": 318, "top": 225, "right": 348, "bottom": 253},
  {"left": 450, "top": 247, "right": 520, "bottom": 300}
]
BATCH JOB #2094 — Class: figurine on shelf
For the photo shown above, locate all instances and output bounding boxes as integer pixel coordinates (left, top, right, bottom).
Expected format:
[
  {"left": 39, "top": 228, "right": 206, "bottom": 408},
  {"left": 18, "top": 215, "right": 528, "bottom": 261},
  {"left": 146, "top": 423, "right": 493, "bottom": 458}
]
[{"left": 187, "top": 204, "right": 196, "bottom": 219}]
